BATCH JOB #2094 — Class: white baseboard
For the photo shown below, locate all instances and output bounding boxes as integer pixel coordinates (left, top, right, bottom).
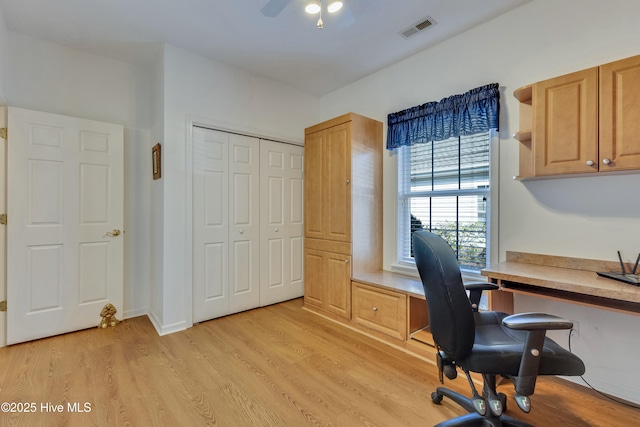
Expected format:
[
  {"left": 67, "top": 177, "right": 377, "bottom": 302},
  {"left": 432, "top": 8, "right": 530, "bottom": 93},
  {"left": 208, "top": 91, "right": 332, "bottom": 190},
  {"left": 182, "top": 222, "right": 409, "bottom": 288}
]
[
  {"left": 123, "top": 307, "right": 148, "bottom": 319},
  {"left": 147, "top": 309, "right": 188, "bottom": 336}
]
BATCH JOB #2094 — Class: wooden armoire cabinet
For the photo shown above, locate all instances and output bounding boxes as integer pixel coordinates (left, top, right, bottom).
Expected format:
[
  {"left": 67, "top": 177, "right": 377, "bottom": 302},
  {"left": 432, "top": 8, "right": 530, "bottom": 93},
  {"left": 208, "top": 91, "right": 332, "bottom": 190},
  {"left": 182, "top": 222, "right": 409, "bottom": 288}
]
[{"left": 303, "top": 113, "right": 383, "bottom": 319}]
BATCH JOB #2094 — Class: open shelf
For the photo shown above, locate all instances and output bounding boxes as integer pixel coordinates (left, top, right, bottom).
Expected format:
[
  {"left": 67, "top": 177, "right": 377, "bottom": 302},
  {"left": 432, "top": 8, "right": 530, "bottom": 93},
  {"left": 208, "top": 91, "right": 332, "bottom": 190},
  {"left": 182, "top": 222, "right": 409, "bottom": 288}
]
[
  {"left": 513, "top": 130, "right": 532, "bottom": 142},
  {"left": 513, "top": 85, "right": 532, "bottom": 102},
  {"left": 409, "top": 326, "right": 434, "bottom": 347}
]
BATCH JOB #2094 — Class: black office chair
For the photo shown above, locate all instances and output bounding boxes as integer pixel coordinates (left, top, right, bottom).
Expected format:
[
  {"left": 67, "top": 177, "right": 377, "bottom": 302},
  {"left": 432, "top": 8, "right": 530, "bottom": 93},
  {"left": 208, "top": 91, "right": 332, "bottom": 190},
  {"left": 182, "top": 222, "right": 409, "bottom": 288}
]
[{"left": 412, "top": 230, "right": 585, "bottom": 427}]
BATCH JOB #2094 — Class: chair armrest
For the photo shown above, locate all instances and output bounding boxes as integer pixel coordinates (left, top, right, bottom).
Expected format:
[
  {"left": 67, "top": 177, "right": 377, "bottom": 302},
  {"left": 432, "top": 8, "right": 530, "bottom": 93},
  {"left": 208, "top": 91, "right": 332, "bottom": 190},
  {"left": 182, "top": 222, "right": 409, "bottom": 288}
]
[
  {"left": 502, "top": 312, "right": 574, "bottom": 396},
  {"left": 464, "top": 282, "right": 499, "bottom": 292},
  {"left": 502, "top": 312, "right": 573, "bottom": 331},
  {"left": 464, "top": 282, "right": 499, "bottom": 312}
]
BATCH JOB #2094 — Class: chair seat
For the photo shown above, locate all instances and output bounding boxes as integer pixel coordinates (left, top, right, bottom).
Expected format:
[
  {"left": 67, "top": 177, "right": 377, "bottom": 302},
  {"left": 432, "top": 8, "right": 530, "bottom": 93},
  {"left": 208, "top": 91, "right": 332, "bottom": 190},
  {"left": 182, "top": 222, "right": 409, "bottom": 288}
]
[{"left": 458, "top": 311, "right": 586, "bottom": 377}]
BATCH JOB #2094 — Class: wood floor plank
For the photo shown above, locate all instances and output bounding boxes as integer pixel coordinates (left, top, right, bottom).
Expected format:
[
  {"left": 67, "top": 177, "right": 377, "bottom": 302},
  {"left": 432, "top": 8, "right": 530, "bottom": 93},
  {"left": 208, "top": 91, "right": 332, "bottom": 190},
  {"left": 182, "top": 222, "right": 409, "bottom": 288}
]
[{"left": 1, "top": 298, "right": 639, "bottom": 426}]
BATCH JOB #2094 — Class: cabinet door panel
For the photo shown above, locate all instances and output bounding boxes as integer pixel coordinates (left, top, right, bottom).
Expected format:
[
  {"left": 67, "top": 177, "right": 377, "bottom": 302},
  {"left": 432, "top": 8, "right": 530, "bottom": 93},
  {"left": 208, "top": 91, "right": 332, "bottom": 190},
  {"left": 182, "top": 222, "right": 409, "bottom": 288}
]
[
  {"left": 325, "top": 252, "right": 351, "bottom": 318},
  {"left": 325, "top": 124, "right": 351, "bottom": 242},
  {"left": 600, "top": 55, "right": 640, "bottom": 171},
  {"left": 534, "top": 67, "right": 598, "bottom": 175},
  {"left": 304, "top": 249, "right": 324, "bottom": 308},
  {"left": 304, "top": 131, "right": 325, "bottom": 239}
]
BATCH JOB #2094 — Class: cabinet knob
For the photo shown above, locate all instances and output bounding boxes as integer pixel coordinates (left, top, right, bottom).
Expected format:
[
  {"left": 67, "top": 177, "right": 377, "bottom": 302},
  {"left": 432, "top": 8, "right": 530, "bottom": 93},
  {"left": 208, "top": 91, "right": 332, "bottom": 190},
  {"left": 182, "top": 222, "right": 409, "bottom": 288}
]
[
  {"left": 344, "top": 259, "right": 349, "bottom": 263},
  {"left": 275, "top": 228, "right": 279, "bottom": 232},
  {"left": 346, "top": 179, "right": 350, "bottom": 184},
  {"left": 239, "top": 229, "right": 244, "bottom": 234},
  {"left": 602, "top": 158, "right": 611, "bottom": 165},
  {"left": 372, "top": 306, "right": 378, "bottom": 312},
  {"left": 586, "top": 160, "right": 594, "bottom": 166}
]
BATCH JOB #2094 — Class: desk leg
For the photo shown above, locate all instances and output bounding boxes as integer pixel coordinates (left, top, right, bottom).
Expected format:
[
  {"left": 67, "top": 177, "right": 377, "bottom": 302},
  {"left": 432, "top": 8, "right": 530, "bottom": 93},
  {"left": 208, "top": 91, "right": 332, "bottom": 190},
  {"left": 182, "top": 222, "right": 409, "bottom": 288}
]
[{"left": 489, "top": 286, "right": 514, "bottom": 314}]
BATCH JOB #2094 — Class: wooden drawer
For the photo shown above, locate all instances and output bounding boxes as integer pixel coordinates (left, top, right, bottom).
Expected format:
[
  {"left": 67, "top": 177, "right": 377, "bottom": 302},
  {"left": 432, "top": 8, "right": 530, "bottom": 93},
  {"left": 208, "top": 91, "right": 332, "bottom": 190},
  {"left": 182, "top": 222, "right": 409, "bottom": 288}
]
[{"left": 352, "top": 282, "right": 407, "bottom": 341}]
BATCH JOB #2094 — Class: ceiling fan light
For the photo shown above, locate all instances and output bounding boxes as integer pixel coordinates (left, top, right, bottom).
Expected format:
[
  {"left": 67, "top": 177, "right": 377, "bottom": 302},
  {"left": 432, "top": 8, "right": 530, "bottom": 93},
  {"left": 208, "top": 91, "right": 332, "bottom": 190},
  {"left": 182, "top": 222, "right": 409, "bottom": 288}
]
[
  {"left": 305, "top": 3, "right": 321, "bottom": 14},
  {"left": 327, "top": 1, "right": 343, "bottom": 13}
]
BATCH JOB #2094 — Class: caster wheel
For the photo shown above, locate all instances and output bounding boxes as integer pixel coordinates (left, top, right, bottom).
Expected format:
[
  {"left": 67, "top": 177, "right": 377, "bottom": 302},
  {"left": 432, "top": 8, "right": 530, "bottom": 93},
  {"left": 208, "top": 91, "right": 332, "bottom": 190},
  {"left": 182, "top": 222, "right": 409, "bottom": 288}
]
[
  {"left": 499, "top": 392, "right": 507, "bottom": 411},
  {"left": 431, "top": 392, "right": 443, "bottom": 404}
]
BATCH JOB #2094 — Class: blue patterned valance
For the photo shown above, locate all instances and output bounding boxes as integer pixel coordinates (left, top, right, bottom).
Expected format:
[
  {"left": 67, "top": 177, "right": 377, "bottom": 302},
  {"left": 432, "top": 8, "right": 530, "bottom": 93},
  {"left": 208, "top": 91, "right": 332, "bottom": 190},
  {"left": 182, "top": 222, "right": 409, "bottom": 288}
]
[{"left": 387, "top": 83, "right": 500, "bottom": 150}]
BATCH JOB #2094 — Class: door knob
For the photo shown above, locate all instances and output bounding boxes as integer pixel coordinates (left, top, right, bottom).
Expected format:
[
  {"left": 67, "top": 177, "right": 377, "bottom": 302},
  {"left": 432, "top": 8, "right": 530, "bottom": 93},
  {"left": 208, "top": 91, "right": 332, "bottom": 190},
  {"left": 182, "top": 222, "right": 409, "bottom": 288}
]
[{"left": 106, "top": 229, "right": 121, "bottom": 237}]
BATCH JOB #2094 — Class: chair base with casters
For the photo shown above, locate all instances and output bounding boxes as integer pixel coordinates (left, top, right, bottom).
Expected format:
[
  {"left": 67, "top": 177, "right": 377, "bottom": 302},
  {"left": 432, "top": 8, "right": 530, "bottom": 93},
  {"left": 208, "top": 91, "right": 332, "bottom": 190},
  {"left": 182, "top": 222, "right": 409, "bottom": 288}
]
[
  {"left": 431, "top": 373, "right": 533, "bottom": 427},
  {"left": 411, "top": 230, "right": 585, "bottom": 427}
]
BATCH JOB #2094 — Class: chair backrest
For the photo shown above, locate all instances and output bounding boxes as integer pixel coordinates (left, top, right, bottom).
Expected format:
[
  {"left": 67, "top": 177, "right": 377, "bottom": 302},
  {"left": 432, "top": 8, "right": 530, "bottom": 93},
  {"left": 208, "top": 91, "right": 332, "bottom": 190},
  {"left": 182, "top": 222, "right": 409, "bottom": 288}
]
[{"left": 412, "top": 230, "right": 475, "bottom": 361}]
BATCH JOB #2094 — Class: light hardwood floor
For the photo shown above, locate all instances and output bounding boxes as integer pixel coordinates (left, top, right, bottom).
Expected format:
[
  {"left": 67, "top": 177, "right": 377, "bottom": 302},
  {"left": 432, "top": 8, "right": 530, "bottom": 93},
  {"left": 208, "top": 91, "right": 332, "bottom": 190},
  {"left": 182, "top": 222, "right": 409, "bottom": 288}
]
[{"left": 0, "top": 298, "right": 638, "bottom": 426}]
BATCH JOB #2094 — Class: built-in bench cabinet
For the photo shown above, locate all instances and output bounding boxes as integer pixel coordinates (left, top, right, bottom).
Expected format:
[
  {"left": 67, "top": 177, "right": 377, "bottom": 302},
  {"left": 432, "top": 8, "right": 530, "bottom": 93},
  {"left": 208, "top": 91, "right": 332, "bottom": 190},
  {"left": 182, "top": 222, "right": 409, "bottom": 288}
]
[
  {"left": 514, "top": 53, "right": 640, "bottom": 179},
  {"left": 350, "top": 272, "right": 434, "bottom": 353},
  {"left": 352, "top": 282, "right": 407, "bottom": 341}
]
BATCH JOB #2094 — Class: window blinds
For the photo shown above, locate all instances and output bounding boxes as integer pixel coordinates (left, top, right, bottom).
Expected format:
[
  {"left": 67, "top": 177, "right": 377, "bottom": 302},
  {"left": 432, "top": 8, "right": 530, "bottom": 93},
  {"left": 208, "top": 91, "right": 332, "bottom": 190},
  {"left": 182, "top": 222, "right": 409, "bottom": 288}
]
[{"left": 398, "top": 132, "right": 490, "bottom": 270}]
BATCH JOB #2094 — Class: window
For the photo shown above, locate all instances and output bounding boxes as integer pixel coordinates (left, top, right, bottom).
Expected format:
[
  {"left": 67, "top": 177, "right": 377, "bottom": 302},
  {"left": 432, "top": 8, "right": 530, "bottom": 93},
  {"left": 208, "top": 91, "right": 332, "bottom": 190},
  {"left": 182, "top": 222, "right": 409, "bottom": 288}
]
[{"left": 397, "top": 131, "right": 491, "bottom": 272}]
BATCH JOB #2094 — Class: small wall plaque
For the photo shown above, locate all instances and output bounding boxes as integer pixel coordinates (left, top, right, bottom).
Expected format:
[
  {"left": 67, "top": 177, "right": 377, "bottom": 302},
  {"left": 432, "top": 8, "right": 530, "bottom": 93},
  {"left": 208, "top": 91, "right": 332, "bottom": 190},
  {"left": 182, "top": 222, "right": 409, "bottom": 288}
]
[{"left": 152, "top": 143, "right": 161, "bottom": 180}]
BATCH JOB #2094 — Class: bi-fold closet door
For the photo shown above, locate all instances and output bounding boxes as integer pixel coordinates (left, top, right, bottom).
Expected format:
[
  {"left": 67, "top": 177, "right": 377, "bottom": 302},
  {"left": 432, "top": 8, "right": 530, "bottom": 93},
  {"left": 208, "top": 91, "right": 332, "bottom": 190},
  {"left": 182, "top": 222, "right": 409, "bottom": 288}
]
[{"left": 192, "top": 126, "right": 304, "bottom": 323}]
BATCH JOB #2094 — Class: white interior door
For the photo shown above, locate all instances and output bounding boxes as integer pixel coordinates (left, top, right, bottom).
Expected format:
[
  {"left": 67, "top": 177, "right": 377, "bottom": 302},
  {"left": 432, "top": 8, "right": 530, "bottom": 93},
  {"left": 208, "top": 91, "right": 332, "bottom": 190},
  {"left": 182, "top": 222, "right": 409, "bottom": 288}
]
[
  {"left": 260, "top": 140, "right": 304, "bottom": 306},
  {"left": 7, "top": 107, "right": 123, "bottom": 345}
]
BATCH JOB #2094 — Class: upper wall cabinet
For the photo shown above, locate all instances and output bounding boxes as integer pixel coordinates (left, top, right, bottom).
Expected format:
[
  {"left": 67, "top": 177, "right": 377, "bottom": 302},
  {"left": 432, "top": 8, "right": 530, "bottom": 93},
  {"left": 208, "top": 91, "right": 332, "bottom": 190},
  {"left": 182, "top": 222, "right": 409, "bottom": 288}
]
[{"left": 514, "top": 54, "right": 640, "bottom": 179}]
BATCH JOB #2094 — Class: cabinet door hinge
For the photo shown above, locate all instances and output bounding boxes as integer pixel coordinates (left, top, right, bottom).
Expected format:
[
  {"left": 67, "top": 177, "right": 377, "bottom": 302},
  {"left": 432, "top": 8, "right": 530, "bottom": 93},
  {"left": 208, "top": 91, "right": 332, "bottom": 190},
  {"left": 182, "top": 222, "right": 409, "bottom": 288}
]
[
  {"left": 0, "top": 301, "right": 6, "bottom": 312},
  {"left": 0, "top": 214, "right": 6, "bottom": 225},
  {"left": 0, "top": 128, "right": 6, "bottom": 139}
]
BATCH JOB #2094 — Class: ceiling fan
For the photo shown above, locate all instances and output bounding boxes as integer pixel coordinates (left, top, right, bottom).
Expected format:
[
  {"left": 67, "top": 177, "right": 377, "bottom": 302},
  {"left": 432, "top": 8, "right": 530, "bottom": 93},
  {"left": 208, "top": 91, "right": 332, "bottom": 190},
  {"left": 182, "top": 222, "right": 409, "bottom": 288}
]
[{"left": 261, "top": 0, "right": 354, "bottom": 29}]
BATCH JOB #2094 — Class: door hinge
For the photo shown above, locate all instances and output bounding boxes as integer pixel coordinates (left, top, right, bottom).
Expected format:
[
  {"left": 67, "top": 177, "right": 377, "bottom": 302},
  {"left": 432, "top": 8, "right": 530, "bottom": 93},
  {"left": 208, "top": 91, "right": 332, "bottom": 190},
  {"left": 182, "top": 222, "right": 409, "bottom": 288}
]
[
  {"left": 0, "top": 301, "right": 6, "bottom": 312},
  {"left": 0, "top": 128, "right": 6, "bottom": 139},
  {"left": 0, "top": 214, "right": 6, "bottom": 225}
]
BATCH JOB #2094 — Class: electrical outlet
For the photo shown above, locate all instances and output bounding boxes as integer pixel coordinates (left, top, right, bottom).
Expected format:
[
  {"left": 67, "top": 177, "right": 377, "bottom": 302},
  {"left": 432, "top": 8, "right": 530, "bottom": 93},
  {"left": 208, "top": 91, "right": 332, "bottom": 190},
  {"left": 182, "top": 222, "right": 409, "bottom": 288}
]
[{"left": 570, "top": 320, "right": 580, "bottom": 340}]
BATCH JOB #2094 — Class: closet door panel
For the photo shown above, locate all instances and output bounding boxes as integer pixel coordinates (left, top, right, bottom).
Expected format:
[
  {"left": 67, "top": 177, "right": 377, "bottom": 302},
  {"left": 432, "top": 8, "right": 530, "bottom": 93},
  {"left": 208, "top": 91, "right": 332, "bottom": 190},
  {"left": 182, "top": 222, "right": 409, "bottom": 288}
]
[
  {"left": 288, "top": 150, "right": 305, "bottom": 294},
  {"left": 193, "top": 128, "right": 230, "bottom": 322},
  {"left": 228, "top": 134, "right": 260, "bottom": 313},
  {"left": 260, "top": 141, "right": 304, "bottom": 306}
]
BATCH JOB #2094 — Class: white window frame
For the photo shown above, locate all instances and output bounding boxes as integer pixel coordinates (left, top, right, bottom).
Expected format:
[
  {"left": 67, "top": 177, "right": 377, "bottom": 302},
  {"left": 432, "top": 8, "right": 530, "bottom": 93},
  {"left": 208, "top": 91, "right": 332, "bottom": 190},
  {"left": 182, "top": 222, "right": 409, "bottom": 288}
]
[{"left": 391, "top": 130, "right": 499, "bottom": 281}]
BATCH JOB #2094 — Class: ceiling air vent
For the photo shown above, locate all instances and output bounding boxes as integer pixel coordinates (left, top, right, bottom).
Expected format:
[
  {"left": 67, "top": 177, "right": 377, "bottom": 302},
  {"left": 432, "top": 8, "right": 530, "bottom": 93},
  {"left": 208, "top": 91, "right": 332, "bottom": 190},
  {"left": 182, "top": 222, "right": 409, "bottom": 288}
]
[{"left": 399, "top": 16, "right": 436, "bottom": 39}]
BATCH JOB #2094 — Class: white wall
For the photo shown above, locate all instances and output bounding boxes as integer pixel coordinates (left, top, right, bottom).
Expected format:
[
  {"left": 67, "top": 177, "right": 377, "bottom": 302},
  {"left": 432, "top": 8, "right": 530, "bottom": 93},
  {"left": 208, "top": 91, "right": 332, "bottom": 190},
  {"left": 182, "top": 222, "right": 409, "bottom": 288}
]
[
  {"left": 319, "top": 0, "right": 640, "bottom": 404},
  {"left": 0, "top": 6, "right": 7, "bottom": 347},
  {"left": 147, "top": 47, "right": 165, "bottom": 330},
  {"left": 152, "top": 44, "right": 320, "bottom": 334},
  {"left": 5, "top": 32, "right": 153, "bottom": 320},
  {"left": 0, "top": 5, "right": 8, "bottom": 105}
]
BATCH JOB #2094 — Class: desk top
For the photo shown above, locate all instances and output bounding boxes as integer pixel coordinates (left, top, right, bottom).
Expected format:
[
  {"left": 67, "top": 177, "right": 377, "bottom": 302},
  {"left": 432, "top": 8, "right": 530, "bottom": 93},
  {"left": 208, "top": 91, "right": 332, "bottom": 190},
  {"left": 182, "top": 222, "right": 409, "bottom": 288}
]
[{"left": 481, "top": 252, "right": 640, "bottom": 306}]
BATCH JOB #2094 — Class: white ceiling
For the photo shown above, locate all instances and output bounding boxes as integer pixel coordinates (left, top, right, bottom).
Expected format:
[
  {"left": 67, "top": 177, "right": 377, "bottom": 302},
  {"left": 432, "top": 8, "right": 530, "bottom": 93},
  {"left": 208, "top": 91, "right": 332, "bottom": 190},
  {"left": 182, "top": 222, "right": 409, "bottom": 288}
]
[{"left": 0, "top": 0, "right": 530, "bottom": 96}]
